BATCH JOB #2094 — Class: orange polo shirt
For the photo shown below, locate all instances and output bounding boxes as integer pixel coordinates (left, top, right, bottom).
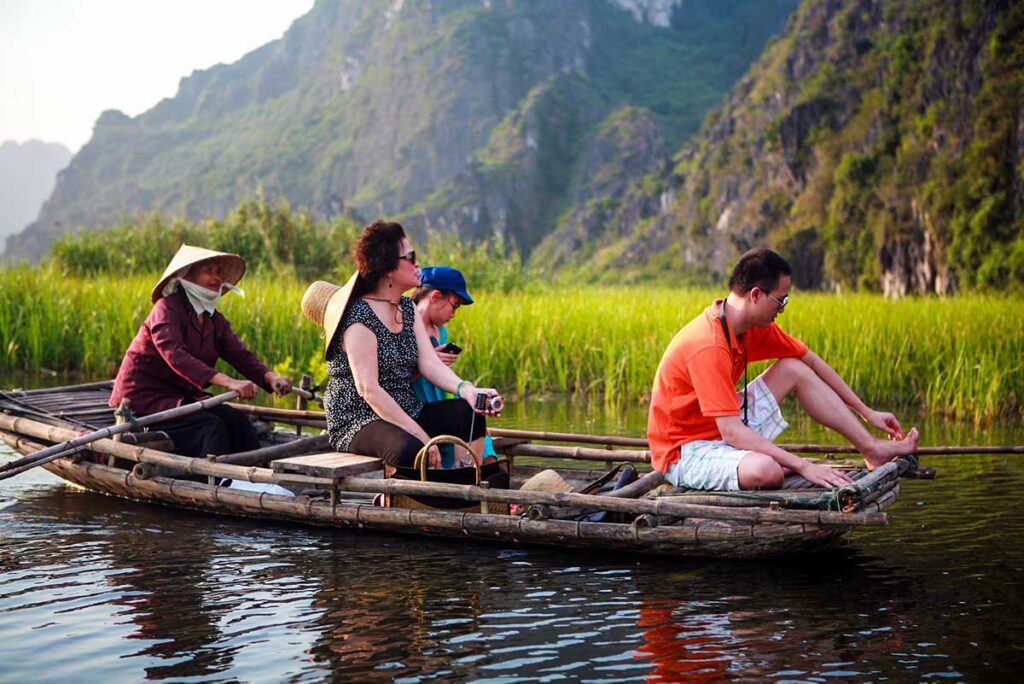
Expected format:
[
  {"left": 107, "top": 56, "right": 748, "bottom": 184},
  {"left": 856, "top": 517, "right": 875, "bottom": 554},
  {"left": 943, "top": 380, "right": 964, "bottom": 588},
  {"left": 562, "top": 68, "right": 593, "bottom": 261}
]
[{"left": 647, "top": 300, "right": 808, "bottom": 473}]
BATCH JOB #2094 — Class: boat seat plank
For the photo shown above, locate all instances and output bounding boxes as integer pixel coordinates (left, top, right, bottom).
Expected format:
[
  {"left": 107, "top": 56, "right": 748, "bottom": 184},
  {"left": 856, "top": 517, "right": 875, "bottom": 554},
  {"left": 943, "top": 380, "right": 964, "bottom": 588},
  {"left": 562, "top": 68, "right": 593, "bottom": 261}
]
[{"left": 271, "top": 452, "right": 383, "bottom": 478}]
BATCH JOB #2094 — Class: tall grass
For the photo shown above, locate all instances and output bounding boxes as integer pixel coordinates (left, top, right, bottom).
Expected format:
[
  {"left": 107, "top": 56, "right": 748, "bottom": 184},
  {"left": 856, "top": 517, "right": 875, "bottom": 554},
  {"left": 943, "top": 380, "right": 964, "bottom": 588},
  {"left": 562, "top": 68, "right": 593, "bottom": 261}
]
[
  {"left": 1, "top": 268, "right": 1021, "bottom": 424},
  {"left": 46, "top": 195, "right": 532, "bottom": 291}
]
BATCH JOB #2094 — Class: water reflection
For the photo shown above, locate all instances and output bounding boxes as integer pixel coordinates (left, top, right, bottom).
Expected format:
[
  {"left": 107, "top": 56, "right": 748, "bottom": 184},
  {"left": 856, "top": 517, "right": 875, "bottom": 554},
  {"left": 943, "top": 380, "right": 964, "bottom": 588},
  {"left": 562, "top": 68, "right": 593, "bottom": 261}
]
[
  {"left": 630, "top": 553, "right": 922, "bottom": 682},
  {"left": 2, "top": 399, "right": 1023, "bottom": 681},
  {"left": 105, "top": 524, "right": 230, "bottom": 677}
]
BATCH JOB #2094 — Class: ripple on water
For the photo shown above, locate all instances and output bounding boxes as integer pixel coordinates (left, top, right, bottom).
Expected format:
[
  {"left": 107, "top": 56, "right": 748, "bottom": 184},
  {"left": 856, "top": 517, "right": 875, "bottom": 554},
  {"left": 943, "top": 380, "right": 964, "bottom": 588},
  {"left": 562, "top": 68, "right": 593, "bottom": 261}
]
[{"left": 2, "top": 440, "right": 1023, "bottom": 680}]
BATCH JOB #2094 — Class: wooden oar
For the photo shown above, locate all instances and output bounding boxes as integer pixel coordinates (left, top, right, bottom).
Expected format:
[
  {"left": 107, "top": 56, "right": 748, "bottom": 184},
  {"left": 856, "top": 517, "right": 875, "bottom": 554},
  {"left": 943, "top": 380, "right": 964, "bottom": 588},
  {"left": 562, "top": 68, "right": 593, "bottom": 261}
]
[
  {"left": 0, "top": 390, "right": 240, "bottom": 480},
  {"left": 487, "top": 428, "right": 1024, "bottom": 456},
  {"left": 290, "top": 386, "right": 318, "bottom": 402}
]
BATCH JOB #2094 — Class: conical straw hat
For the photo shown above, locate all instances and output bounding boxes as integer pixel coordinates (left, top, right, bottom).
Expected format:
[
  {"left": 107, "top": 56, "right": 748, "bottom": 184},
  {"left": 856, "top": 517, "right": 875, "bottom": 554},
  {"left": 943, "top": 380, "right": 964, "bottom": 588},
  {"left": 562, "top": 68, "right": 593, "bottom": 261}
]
[
  {"left": 301, "top": 272, "right": 359, "bottom": 358},
  {"left": 151, "top": 244, "right": 246, "bottom": 303},
  {"left": 518, "top": 469, "right": 573, "bottom": 494}
]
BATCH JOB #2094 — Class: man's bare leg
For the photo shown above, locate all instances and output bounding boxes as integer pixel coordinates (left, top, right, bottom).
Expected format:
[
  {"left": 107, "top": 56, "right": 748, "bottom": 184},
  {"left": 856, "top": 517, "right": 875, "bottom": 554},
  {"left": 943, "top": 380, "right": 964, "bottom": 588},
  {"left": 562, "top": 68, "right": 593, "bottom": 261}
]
[
  {"left": 737, "top": 453, "right": 785, "bottom": 489},
  {"left": 761, "top": 358, "right": 919, "bottom": 469}
]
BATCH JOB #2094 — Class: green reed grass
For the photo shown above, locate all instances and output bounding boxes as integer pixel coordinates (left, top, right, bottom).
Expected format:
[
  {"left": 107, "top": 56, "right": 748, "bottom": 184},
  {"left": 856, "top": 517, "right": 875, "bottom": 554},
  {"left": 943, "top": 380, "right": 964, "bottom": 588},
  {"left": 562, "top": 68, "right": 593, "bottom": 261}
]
[{"left": 1, "top": 267, "right": 1021, "bottom": 424}]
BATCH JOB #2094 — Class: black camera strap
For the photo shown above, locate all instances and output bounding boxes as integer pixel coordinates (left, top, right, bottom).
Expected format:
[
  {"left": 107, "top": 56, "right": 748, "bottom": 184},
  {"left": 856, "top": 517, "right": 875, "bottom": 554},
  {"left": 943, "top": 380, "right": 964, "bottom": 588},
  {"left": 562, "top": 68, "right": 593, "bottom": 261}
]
[{"left": 719, "top": 301, "right": 749, "bottom": 426}]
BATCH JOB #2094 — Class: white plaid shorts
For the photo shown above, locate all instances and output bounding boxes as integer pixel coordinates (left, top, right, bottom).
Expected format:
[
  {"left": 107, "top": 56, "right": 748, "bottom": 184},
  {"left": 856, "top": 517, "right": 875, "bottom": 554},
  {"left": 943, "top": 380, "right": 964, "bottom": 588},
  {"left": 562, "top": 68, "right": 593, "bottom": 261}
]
[{"left": 664, "top": 374, "right": 788, "bottom": 491}]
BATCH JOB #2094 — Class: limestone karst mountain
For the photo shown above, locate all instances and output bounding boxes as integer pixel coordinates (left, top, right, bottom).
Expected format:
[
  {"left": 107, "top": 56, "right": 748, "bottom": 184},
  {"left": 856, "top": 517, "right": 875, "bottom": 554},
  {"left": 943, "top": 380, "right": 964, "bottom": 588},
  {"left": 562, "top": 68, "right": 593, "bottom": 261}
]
[{"left": 4, "top": 0, "right": 797, "bottom": 262}]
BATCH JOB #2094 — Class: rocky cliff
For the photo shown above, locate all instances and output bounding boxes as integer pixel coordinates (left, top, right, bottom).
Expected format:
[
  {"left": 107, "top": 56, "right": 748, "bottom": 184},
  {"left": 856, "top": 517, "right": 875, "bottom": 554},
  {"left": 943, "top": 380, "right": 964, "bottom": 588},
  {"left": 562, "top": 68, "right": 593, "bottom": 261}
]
[
  {"left": 597, "top": 0, "right": 1024, "bottom": 294},
  {"left": 4, "top": 0, "right": 797, "bottom": 262}
]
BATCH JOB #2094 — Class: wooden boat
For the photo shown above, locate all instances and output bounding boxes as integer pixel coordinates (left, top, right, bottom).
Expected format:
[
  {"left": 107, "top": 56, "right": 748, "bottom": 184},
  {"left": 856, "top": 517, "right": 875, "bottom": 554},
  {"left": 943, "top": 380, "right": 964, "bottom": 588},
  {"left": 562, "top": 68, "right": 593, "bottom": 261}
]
[{"left": 0, "top": 381, "right": 920, "bottom": 559}]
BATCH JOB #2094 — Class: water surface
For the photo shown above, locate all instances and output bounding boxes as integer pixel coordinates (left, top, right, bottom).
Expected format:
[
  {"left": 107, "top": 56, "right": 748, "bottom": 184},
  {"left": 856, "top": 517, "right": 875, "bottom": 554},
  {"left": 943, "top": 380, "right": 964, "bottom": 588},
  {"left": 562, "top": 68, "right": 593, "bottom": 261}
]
[{"left": 2, "top": 394, "right": 1023, "bottom": 681}]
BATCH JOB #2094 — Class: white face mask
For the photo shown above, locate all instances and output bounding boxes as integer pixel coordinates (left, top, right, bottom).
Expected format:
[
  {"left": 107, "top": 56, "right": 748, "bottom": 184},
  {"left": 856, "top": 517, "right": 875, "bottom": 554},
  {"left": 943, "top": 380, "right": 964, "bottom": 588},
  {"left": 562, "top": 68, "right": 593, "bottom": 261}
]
[{"left": 170, "top": 278, "right": 245, "bottom": 315}]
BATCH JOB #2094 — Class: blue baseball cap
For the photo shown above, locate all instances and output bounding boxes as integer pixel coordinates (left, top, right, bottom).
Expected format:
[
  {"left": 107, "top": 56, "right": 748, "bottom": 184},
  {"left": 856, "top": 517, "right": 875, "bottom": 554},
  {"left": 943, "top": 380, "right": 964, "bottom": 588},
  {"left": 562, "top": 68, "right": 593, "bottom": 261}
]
[{"left": 418, "top": 266, "right": 474, "bottom": 305}]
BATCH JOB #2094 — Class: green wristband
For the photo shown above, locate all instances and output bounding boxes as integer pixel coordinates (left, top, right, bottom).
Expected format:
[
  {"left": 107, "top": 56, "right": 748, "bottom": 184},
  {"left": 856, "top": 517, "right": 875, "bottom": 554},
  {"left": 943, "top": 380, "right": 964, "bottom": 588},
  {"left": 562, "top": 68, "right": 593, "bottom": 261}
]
[{"left": 455, "top": 379, "right": 470, "bottom": 397}]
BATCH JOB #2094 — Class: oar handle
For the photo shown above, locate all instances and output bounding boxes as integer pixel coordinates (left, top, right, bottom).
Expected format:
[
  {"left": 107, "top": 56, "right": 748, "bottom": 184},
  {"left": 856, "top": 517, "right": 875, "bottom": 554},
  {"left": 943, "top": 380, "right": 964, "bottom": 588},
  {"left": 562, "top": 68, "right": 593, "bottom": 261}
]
[
  {"left": 0, "top": 390, "right": 241, "bottom": 478},
  {"left": 289, "top": 386, "right": 316, "bottom": 401}
]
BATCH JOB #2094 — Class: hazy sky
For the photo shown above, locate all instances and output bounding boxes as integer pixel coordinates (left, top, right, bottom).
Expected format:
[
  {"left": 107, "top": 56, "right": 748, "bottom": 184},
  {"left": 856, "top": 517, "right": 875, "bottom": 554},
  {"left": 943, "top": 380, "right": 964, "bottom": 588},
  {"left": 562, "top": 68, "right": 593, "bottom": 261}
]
[{"left": 0, "top": 0, "right": 314, "bottom": 152}]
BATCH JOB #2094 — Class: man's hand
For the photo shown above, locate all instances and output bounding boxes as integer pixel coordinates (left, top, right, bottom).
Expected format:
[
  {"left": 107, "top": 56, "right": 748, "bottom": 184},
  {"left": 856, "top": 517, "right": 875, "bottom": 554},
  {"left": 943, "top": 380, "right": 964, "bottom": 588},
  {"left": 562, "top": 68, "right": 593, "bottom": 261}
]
[
  {"left": 797, "top": 460, "right": 855, "bottom": 488},
  {"left": 863, "top": 408, "right": 904, "bottom": 439}
]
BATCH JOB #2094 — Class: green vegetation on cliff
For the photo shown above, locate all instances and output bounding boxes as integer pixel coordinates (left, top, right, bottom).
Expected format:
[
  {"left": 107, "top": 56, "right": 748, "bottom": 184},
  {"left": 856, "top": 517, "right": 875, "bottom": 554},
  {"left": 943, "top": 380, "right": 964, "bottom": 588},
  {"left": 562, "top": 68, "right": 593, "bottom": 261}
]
[
  {"left": 601, "top": 0, "right": 1024, "bottom": 294},
  {"left": 6, "top": 0, "right": 799, "bottom": 263}
]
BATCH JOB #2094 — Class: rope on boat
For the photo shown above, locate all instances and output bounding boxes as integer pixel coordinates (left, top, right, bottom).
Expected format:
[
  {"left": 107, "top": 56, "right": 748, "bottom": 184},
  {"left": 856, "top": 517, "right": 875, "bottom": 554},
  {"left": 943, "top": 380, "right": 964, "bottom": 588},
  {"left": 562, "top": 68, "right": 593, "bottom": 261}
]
[{"left": 112, "top": 404, "right": 141, "bottom": 432}]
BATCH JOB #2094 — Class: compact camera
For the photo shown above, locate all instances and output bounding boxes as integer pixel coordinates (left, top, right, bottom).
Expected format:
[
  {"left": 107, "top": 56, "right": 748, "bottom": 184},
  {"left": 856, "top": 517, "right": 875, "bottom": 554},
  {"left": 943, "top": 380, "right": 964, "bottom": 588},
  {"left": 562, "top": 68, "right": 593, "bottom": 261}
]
[{"left": 474, "top": 393, "right": 504, "bottom": 413}]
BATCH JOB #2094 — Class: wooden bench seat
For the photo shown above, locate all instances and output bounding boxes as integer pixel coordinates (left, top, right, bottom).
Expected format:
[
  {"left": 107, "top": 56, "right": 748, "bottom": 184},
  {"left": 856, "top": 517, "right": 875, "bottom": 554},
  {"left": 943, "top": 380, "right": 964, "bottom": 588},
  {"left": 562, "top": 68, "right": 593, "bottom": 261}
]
[{"left": 271, "top": 452, "right": 382, "bottom": 479}]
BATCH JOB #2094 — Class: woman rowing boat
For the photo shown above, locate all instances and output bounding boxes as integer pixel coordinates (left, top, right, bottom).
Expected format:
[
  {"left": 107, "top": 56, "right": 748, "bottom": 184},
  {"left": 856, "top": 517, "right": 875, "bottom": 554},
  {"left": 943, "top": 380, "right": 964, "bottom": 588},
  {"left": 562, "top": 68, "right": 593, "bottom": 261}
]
[{"left": 109, "top": 244, "right": 291, "bottom": 459}]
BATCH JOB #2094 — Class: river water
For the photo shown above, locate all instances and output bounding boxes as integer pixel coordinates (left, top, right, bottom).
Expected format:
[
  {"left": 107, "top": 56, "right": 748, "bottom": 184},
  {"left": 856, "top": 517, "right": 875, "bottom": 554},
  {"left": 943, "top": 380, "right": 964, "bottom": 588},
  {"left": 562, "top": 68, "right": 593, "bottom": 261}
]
[{"left": 2, "top": 392, "right": 1023, "bottom": 682}]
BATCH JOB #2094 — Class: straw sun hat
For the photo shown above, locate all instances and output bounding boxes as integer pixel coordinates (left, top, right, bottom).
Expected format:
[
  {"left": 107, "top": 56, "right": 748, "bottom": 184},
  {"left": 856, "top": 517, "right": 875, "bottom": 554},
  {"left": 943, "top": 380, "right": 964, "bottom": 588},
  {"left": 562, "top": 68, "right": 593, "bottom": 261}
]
[
  {"left": 518, "top": 469, "right": 573, "bottom": 494},
  {"left": 151, "top": 244, "right": 246, "bottom": 303},
  {"left": 301, "top": 273, "right": 359, "bottom": 358}
]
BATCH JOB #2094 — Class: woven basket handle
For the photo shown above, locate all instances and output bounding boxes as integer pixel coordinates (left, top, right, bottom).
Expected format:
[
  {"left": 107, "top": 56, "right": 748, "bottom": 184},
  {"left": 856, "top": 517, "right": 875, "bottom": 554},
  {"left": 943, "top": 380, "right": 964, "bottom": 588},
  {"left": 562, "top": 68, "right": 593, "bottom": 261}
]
[{"left": 413, "top": 434, "right": 481, "bottom": 483}]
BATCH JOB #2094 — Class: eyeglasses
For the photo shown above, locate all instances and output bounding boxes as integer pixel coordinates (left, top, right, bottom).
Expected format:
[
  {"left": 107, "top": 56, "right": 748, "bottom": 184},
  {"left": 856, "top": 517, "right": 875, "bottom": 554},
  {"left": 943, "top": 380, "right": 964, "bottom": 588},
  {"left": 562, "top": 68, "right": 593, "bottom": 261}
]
[
  {"left": 765, "top": 291, "right": 789, "bottom": 312},
  {"left": 398, "top": 250, "right": 417, "bottom": 264},
  {"left": 446, "top": 297, "right": 462, "bottom": 311}
]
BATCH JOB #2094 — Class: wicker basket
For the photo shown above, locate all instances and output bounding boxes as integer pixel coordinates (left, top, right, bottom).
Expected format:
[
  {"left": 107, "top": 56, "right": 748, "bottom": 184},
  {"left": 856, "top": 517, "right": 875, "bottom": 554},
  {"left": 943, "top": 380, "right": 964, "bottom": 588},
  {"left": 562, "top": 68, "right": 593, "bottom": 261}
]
[{"left": 383, "top": 435, "right": 510, "bottom": 514}]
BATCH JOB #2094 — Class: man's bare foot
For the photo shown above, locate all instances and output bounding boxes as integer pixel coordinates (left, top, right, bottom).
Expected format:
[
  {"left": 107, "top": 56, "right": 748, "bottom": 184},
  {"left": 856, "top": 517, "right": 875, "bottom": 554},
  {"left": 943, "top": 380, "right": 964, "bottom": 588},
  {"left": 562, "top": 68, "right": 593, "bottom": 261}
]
[{"left": 863, "top": 427, "right": 920, "bottom": 470}]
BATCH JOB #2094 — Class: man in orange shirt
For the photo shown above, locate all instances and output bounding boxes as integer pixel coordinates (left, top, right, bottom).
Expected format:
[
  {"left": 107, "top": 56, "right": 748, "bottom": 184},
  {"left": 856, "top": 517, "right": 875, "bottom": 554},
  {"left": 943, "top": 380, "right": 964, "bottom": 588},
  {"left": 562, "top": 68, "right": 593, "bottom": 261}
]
[{"left": 648, "top": 248, "right": 919, "bottom": 490}]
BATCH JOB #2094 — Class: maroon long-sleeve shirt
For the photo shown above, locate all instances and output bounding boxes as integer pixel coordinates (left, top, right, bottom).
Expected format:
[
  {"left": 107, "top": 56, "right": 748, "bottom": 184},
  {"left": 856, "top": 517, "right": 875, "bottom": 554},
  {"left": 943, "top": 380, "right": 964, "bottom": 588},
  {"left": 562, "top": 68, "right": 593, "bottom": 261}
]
[{"left": 109, "top": 290, "right": 272, "bottom": 416}]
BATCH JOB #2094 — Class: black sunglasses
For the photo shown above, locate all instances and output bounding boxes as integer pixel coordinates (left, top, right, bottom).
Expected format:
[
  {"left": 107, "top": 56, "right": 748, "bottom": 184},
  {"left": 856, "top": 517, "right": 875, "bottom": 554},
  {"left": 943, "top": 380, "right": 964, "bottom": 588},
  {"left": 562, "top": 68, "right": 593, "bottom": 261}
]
[{"left": 398, "top": 250, "right": 417, "bottom": 263}]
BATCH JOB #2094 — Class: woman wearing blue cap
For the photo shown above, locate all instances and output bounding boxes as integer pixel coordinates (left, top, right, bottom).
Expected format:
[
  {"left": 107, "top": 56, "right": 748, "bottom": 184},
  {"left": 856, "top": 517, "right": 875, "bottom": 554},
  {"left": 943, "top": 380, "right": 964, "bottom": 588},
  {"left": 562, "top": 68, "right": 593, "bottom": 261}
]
[
  {"left": 411, "top": 266, "right": 473, "bottom": 390},
  {"left": 411, "top": 266, "right": 498, "bottom": 466}
]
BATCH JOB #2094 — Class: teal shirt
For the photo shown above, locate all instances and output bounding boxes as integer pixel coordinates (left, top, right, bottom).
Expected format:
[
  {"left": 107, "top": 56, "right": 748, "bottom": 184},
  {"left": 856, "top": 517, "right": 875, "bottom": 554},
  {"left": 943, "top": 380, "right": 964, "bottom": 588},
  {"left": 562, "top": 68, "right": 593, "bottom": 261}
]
[
  {"left": 411, "top": 325, "right": 496, "bottom": 467},
  {"left": 411, "top": 326, "right": 449, "bottom": 404}
]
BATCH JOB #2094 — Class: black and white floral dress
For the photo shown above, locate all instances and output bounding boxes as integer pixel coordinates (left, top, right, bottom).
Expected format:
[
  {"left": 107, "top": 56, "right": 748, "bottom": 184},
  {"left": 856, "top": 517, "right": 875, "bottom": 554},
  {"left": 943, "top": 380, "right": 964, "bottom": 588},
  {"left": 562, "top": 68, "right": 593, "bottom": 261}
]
[{"left": 323, "top": 297, "right": 423, "bottom": 450}]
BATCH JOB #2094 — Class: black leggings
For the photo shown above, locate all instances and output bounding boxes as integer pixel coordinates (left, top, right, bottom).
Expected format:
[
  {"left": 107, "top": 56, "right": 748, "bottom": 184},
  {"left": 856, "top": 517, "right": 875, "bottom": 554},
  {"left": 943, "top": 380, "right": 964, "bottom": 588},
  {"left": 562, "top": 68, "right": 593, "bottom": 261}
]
[
  {"left": 348, "top": 399, "right": 486, "bottom": 467},
  {"left": 150, "top": 404, "right": 260, "bottom": 458}
]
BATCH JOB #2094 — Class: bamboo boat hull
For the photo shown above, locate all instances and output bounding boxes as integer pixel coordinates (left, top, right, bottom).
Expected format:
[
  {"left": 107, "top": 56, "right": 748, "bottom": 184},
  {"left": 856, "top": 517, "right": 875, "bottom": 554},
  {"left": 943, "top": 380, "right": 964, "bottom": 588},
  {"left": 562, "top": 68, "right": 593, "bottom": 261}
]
[
  {"left": 25, "top": 455, "right": 855, "bottom": 559},
  {"left": 1, "top": 382, "right": 892, "bottom": 559}
]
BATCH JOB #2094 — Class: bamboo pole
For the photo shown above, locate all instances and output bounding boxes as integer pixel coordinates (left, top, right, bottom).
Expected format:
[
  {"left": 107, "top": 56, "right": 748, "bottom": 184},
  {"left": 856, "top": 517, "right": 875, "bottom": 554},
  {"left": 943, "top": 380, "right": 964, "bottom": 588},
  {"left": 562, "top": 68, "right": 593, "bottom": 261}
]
[
  {"left": 277, "top": 417, "right": 328, "bottom": 429},
  {"left": 490, "top": 427, "right": 1024, "bottom": 456},
  {"left": 0, "top": 413, "right": 330, "bottom": 487},
  {"left": 0, "top": 413, "right": 886, "bottom": 527},
  {"left": 601, "top": 470, "right": 665, "bottom": 499},
  {"left": 0, "top": 391, "right": 240, "bottom": 479},
  {"left": 0, "top": 382, "right": 325, "bottom": 480},
  {"left": 213, "top": 433, "right": 331, "bottom": 466},
  {"left": 778, "top": 444, "right": 1024, "bottom": 455},
  {"left": 490, "top": 428, "right": 648, "bottom": 447},
  {"left": 119, "top": 430, "right": 171, "bottom": 445},
  {"left": 290, "top": 386, "right": 317, "bottom": 402},
  {"left": 0, "top": 430, "right": 88, "bottom": 477},
  {"left": 501, "top": 443, "right": 650, "bottom": 462},
  {"left": 96, "top": 402, "right": 1018, "bottom": 457},
  {"left": 227, "top": 403, "right": 328, "bottom": 426},
  {"left": 11, "top": 380, "right": 114, "bottom": 395}
]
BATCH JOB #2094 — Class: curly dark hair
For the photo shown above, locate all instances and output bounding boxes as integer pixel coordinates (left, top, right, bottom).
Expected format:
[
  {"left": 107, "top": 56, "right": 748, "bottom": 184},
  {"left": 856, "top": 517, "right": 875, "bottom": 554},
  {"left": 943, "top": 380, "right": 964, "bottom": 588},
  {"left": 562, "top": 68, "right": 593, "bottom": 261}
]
[
  {"left": 353, "top": 219, "right": 406, "bottom": 296},
  {"left": 728, "top": 248, "right": 792, "bottom": 295}
]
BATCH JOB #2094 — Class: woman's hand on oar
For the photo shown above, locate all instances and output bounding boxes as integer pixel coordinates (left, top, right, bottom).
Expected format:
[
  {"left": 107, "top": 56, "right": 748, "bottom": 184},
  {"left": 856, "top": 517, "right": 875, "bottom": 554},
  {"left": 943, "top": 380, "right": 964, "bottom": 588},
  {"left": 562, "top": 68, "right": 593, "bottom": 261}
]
[
  {"left": 215, "top": 375, "right": 258, "bottom": 400},
  {"left": 265, "top": 372, "right": 292, "bottom": 397}
]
